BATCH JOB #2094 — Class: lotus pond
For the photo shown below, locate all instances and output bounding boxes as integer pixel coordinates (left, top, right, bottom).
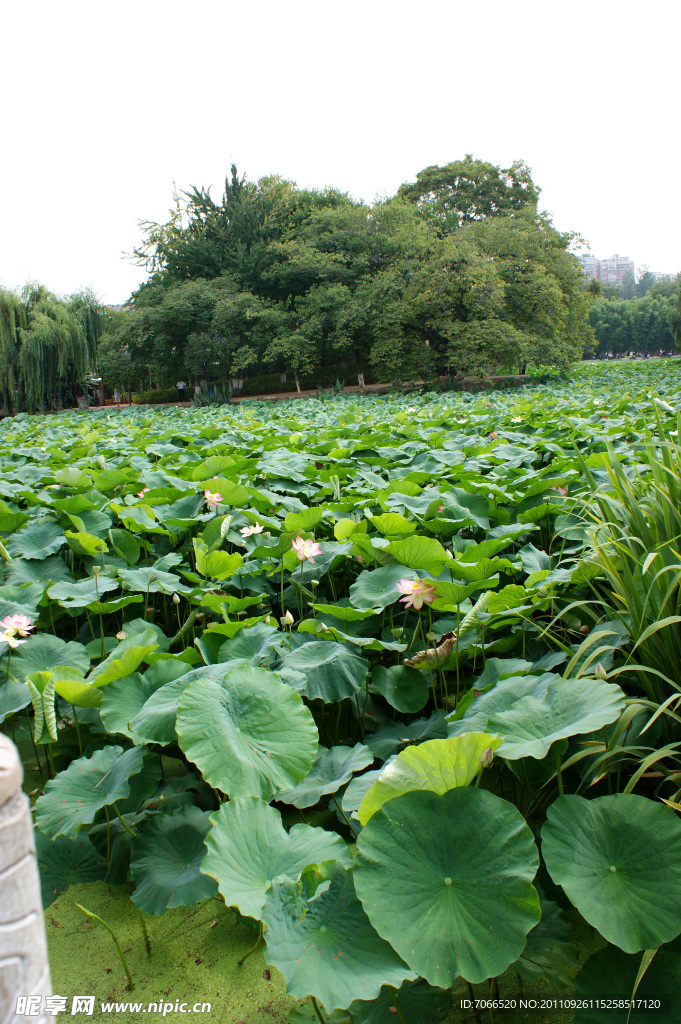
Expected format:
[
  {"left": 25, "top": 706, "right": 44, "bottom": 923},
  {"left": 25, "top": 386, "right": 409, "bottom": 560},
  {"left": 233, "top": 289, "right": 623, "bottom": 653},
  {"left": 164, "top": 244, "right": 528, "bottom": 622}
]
[{"left": 1, "top": 359, "right": 681, "bottom": 1024}]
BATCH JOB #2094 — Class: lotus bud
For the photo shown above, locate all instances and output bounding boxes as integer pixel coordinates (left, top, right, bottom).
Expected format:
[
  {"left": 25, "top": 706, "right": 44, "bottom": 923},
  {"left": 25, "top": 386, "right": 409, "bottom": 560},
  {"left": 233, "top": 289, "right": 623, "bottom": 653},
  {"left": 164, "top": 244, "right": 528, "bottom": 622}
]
[
  {"left": 594, "top": 662, "right": 607, "bottom": 679},
  {"left": 280, "top": 610, "right": 294, "bottom": 626},
  {"left": 480, "top": 747, "right": 494, "bottom": 769},
  {"left": 580, "top": 624, "right": 590, "bottom": 633},
  {"left": 172, "top": 592, "right": 181, "bottom": 605},
  {"left": 145, "top": 607, "right": 155, "bottom": 617},
  {"left": 265, "top": 615, "right": 275, "bottom": 626},
  {"left": 116, "top": 631, "right": 128, "bottom": 640},
  {"left": 195, "top": 612, "right": 204, "bottom": 623},
  {"left": 310, "top": 579, "right": 319, "bottom": 589},
  {"left": 264, "top": 531, "right": 271, "bottom": 540},
  {"left": 445, "top": 549, "right": 454, "bottom": 559}
]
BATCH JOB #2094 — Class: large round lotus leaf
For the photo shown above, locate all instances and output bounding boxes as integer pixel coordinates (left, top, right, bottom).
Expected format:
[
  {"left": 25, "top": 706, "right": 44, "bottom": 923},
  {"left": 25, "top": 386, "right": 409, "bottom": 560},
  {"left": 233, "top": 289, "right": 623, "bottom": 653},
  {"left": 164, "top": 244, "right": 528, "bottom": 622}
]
[
  {"left": 575, "top": 944, "right": 681, "bottom": 1024},
  {"left": 35, "top": 830, "right": 107, "bottom": 909},
  {"left": 277, "top": 641, "right": 368, "bottom": 703},
  {"left": 100, "top": 672, "right": 163, "bottom": 742},
  {"left": 130, "top": 806, "right": 218, "bottom": 915},
  {"left": 262, "top": 863, "right": 416, "bottom": 1011},
  {"left": 0, "top": 679, "right": 30, "bottom": 722},
  {"left": 358, "top": 733, "right": 502, "bottom": 825},
  {"left": 11, "top": 634, "right": 90, "bottom": 682},
  {"left": 541, "top": 794, "right": 681, "bottom": 952},
  {"left": 370, "top": 664, "right": 429, "bottom": 714},
  {"left": 35, "top": 745, "right": 147, "bottom": 839},
  {"left": 384, "top": 536, "right": 448, "bottom": 575},
  {"left": 128, "top": 663, "right": 216, "bottom": 745},
  {"left": 47, "top": 575, "right": 120, "bottom": 608},
  {"left": 201, "top": 797, "right": 352, "bottom": 919},
  {"left": 448, "top": 672, "right": 625, "bottom": 760},
  {"left": 354, "top": 788, "right": 540, "bottom": 985},
  {"left": 350, "top": 565, "right": 429, "bottom": 613},
  {"left": 7, "top": 519, "right": 65, "bottom": 559},
  {"left": 6, "top": 554, "right": 72, "bottom": 586},
  {"left": 176, "top": 664, "right": 318, "bottom": 799},
  {"left": 276, "top": 743, "right": 374, "bottom": 808},
  {"left": 349, "top": 979, "right": 449, "bottom": 1024}
]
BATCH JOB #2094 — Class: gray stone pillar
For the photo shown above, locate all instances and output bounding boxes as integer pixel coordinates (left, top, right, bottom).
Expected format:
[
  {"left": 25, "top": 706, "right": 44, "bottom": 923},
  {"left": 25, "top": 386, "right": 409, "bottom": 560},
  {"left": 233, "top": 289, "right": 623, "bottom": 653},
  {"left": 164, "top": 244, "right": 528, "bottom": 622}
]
[{"left": 0, "top": 735, "right": 51, "bottom": 1024}]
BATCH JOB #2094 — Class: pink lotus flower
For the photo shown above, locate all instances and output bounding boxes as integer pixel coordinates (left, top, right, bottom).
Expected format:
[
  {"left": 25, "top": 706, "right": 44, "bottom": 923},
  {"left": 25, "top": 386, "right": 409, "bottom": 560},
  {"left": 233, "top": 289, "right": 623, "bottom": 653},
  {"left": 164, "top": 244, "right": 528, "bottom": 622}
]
[
  {"left": 554, "top": 486, "right": 567, "bottom": 496},
  {"left": 240, "top": 523, "right": 264, "bottom": 538},
  {"left": 0, "top": 631, "right": 28, "bottom": 648},
  {"left": 1, "top": 614, "right": 34, "bottom": 637},
  {"left": 204, "top": 489, "right": 222, "bottom": 509},
  {"left": 136, "top": 487, "right": 149, "bottom": 498},
  {"left": 291, "top": 536, "right": 322, "bottom": 562},
  {"left": 395, "top": 578, "right": 436, "bottom": 610}
]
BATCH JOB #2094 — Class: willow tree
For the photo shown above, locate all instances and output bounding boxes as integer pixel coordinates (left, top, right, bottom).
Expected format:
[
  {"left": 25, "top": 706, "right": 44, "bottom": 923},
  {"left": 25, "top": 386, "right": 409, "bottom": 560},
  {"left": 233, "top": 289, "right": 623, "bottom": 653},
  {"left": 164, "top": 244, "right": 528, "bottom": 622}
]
[{"left": 0, "top": 285, "right": 102, "bottom": 413}]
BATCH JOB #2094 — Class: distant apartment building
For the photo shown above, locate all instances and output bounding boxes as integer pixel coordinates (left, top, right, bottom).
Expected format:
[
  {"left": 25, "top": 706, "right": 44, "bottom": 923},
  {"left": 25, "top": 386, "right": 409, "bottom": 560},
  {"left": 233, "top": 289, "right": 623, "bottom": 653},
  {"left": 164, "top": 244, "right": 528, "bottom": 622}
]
[
  {"left": 578, "top": 254, "right": 635, "bottom": 287},
  {"left": 651, "top": 271, "right": 677, "bottom": 283}
]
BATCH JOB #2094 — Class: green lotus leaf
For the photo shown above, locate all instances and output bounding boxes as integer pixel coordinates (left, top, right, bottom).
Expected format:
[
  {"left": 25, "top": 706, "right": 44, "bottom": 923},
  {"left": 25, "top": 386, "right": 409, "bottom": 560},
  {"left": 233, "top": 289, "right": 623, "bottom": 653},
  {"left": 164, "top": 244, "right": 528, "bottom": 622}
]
[
  {"left": 277, "top": 641, "right": 368, "bottom": 703},
  {"left": 88, "top": 642, "right": 159, "bottom": 688},
  {"left": 0, "top": 679, "right": 31, "bottom": 722},
  {"left": 52, "top": 667, "right": 103, "bottom": 708},
  {"left": 354, "top": 788, "right": 540, "bottom": 985},
  {"left": 130, "top": 807, "right": 218, "bottom": 914},
  {"left": 201, "top": 797, "right": 352, "bottom": 919},
  {"left": 35, "top": 830, "right": 107, "bottom": 909},
  {"left": 384, "top": 536, "right": 448, "bottom": 575},
  {"left": 276, "top": 743, "right": 374, "bottom": 808},
  {"left": 367, "top": 512, "right": 417, "bottom": 536},
  {"left": 359, "top": 733, "right": 502, "bottom": 825},
  {"left": 542, "top": 794, "right": 681, "bottom": 953},
  {"left": 512, "top": 893, "right": 579, "bottom": 988},
  {"left": 284, "top": 507, "right": 324, "bottom": 532},
  {"left": 5, "top": 554, "right": 72, "bottom": 587},
  {"left": 118, "top": 565, "right": 193, "bottom": 595},
  {"left": 10, "top": 634, "right": 90, "bottom": 682},
  {"left": 47, "top": 575, "right": 119, "bottom": 608},
  {"left": 262, "top": 863, "right": 416, "bottom": 1012},
  {"left": 574, "top": 944, "right": 681, "bottom": 1024},
  {"left": 448, "top": 672, "right": 625, "bottom": 760},
  {"left": 128, "top": 666, "right": 211, "bottom": 745},
  {"left": 108, "top": 528, "right": 141, "bottom": 564},
  {"left": 370, "top": 664, "right": 429, "bottom": 714},
  {"left": 310, "top": 602, "right": 377, "bottom": 623},
  {"left": 348, "top": 979, "right": 449, "bottom": 1024},
  {"left": 365, "top": 711, "right": 448, "bottom": 761},
  {"left": 176, "top": 664, "right": 318, "bottom": 799},
  {"left": 100, "top": 672, "right": 164, "bottom": 742},
  {"left": 350, "top": 564, "right": 429, "bottom": 612},
  {"left": 35, "top": 745, "right": 149, "bottom": 839},
  {"left": 195, "top": 547, "right": 244, "bottom": 580},
  {"left": 64, "top": 530, "right": 109, "bottom": 557},
  {"left": 7, "top": 519, "right": 66, "bottom": 559}
]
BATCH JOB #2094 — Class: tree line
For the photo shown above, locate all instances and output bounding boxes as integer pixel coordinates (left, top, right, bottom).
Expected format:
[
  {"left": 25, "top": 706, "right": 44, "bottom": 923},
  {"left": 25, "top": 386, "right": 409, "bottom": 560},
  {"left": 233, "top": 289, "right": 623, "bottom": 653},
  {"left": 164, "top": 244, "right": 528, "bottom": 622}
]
[
  {"left": 100, "top": 157, "right": 599, "bottom": 392},
  {"left": 588, "top": 280, "right": 680, "bottom": 357}
]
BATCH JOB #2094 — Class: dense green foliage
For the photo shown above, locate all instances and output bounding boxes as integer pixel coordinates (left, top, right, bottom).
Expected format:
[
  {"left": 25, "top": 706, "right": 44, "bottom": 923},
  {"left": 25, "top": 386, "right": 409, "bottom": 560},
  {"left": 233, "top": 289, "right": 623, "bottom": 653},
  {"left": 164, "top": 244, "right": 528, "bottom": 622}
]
[
  {"left": 2, "top": 360, "right": 681, "bottom": 1019},
  {"left": 0, "top": 286, "right": 103, "bottom": 413},
  {"left": 588, "top": 290, "right": 678, "bottom": 356},
  {"left": 109, "top": 157, "right": 595, "bottom": 389}
]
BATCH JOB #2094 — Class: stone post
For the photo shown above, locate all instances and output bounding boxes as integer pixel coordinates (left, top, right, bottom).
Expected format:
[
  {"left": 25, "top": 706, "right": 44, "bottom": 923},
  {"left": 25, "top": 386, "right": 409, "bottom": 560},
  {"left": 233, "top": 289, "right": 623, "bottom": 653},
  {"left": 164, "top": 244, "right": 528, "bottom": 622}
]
[{"left": 0, "top": 735, "right": 51, "bottom": 1024}]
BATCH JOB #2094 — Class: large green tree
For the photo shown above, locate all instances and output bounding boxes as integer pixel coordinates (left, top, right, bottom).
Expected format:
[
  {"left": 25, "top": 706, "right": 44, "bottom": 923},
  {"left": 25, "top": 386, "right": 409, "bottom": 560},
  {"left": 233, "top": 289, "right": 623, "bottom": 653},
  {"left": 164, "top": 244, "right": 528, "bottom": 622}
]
[{"left": 0, "top": 285, "right": 102, "bottom": 413}]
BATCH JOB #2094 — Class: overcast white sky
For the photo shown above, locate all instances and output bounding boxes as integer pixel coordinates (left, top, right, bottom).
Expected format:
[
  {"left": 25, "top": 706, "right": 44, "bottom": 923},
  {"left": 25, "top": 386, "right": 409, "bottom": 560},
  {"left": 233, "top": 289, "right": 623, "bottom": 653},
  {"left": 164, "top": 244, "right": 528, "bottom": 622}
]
[{"left": 1, "top": 0, "right": 678, "bottom": 304}]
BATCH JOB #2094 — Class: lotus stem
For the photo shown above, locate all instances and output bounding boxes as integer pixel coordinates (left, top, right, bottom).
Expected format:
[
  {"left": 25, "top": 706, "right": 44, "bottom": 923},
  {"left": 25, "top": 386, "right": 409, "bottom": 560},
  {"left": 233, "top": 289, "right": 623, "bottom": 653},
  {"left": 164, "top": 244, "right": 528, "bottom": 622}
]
[
  {"left": 74, "top": 903, "right": 134, "bottom": 991},
  {"left": 310, "top": 997, "right": 326, "bottom": 1024},
  {"left": 556, "top": 744, "right": 564, "bottom": 797},
  {"left": 237, "top": 920, "right": 262, "bottom": 966},
  {"left": 138, "top": 910, "right": 151, "bottom": 957},
  {"left": 390, "top": 989, "right": 408, "bottom": 1024}
]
